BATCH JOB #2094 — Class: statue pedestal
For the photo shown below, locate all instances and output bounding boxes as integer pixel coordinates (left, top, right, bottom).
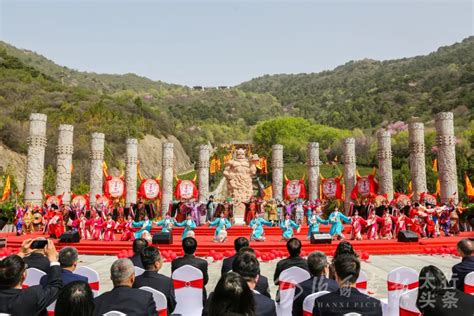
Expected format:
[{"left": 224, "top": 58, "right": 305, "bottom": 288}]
[{"left": 233, "top": 202, "right": 246, "bottom": 225}]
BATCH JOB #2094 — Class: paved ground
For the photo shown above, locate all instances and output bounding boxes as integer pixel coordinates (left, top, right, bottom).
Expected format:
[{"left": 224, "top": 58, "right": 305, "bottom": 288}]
[{"left": 79, "top": 254, "right": 460, "bottom": 300}]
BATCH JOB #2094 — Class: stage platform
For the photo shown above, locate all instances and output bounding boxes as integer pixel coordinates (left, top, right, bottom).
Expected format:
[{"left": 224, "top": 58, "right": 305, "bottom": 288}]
[{"left": 1, "top": 225, "right": 473, "bottom": 258}]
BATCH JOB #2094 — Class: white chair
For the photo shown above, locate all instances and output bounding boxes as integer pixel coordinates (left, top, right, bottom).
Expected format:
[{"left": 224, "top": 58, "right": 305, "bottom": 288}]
[
  {"left": 139, "top": 286, "right": 168, "bottom": 316},
  {"left": 464, "top": 271, "right": 474, "bottom": 294},
  {"left": 74, "top": 266, "right": 99, "bottom": 297},
  {"left": 134, "top": 266, "right": 145, "bottom": 277},
  {"left": 302, "top": 291, "right": 329, "bottom": 316},
  {"left": 103, "top": 312, "right": 126, "bottom": 316},
  {"left": 399, "top": 288, "right": 421, "bottom": 316},
  {"left": 344, "top": 313, "right": 362, "bottom": 316},
  {"left": 276, "top": 266, "right": 311, "bottom": 316},
  {"left": 386, "top": 267, "right": 418, "bottom": 316},
  {"left": 356, "top": 270, "right": 368, "bottom": 294},
  {"left": 172, "top": 265, "right": 204, "bottom": 316},
  {"left": 23, "top": 268, "right": 46, "bottom": 288},
  {"left": 46, "top": 300, "right": 56, "bottom": 316}
]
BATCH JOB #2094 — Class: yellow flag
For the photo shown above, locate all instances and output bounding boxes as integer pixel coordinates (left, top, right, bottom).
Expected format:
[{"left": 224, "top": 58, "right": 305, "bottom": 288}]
[
  {"left": 465, "top": 173, "right": 474, "bottom": 199},
  {"left": 102, "top": 161, "right": 109, "bottom": 177},
  {"left": 436, "top": 178, "right": 441, "bottom": 196},
  {"left": 408, "top": 181, "right": 412, "bottom": 194},
  {"left": 263, "top": 186, "right": 273, "bottom": 200},
  {"left": 1, "top": 175, "right": 11, "bottom": 202},
  {"left": 432, "top": 159, "right": 438, "bottom": 172},
  {"left": 210, "top": 159, "right": 216, "bottom": 175}
]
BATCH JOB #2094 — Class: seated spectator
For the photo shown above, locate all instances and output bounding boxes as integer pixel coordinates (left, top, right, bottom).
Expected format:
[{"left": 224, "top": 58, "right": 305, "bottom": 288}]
[
  {"left": 221, "top": 237, "right": 250, "bottom": 275},
  {"left": 274, "top": 238, "right": 308, "bottom": 284},
  {"left": 55, "top": 281, "right": 94, "bottom": 316},
  {"left": 329, "top": 240, "right": 358, "bottom": 280},
  {"left": 40, "top": 246, "right": 87, "bottom": 287},
  {"left": 207, "top": 272, "right": 256, "bottom": 316},
  {"left": 233, "top": 253, "right": 276, "bottom": 316},
  {"left": 313, "top": 254, "right": 382, "bottom": 316},
  {"left": 292, "top": 251, "right": 338, "bottom": 316},
  {"left": 417, "top": 265, "right": 474, "bottom": 316},
  {"left": 23, "top": 237, "right": 51, "bottom": 273},
  {"left": 0, "top": 239, "right": 62, "bottom": 316},
  {"left": 171, "top": 237, "right": 209, "bottom": 300},
  {"left": 450, "top": 238, "right": 474, "bottom": 291},
  {"left": 129, "top": 238, "right": 148, "bottom": 268},
  {"left": 133, "top": 246, "right": 176, "bottom": 314},
  {"left": 238, "top": 246, "right": 271, "bottom": 298},
  {"left": 93, "top": 258, "right": 156, "bottom": 315}
]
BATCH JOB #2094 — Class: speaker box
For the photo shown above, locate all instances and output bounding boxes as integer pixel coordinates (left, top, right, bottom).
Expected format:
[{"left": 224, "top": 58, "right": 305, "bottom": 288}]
[
  {"left": 397, "top": 230, "right": 419, "bottom": 242},
  {"left": 153, "top": 232, "right": 173, "bottom": 244},
  {"left": 59, "top": 231, "right": 80, "bottom": 243},
  {"left": 310, "top": 233, "right": 332, "bottom": 244}
]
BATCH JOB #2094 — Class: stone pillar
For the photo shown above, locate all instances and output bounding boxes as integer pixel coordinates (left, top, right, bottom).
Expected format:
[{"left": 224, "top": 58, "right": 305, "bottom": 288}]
[
  {"left": 343, "top": 138, "right": 356, "bottom": 213},
  {"left": 24, "top": 113, "right": 48, "bottom": 206},
  {"left": 161, "top": 143, "right": 174, "bottom": 215},
  {"left": 377, "top": 130, "right": 394, "bottom": 200},
  {"left": 197, "top": 145, "right": 210, "bottom": 202},
  {"left": 272, "top": 144, "right": 284, "bottom": 201},
  {"left": 89, "top": 133, "right": 105, "bottom": 206},
  {"left": 435, "top": 112, "right": 458, "bottom": 204},
  {"left": 55, "top": 124, "right": 74, "bottom": 204},
  {"left": 408, "top": 122, "right": 427, "bottom": 201},
  {"left": 125, "top": 138, "right": 138, "bottom": 206},
  {"left": 307, "top": 142, "right": 320, "bottom": 201}
]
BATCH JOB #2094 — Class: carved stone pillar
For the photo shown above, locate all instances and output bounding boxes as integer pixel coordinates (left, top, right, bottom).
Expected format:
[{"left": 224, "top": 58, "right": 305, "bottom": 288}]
[
  {"left": 435, "top": 112, "right": 458, "bottom": 204},
  {"left": 161, "top": 143, "right": 174, "bottom": 215},
  {"left": 272, "top": 144, "right": 284, "bottom": 201},
  {"left": 377, "top": 130, "right": 394, "bottom": 200},
  {"left": 197, "top": 145, "right": 210, "bottom": 202},
  {"left": 307, "top": 142, "right": 320, "bottom": 201},
  {"left": 24, "top": 113, "right": 48, "bottom": 206},
  {"left": 408, "top": 122, "right": 427, "bottom": 201},
  {"left": 55, "top": 124, "right": 74, "bottom": 204},
  {"left": 125, "top": 138, "right": 138, "bottom": 206},
  {"left": 89, "top": 133, "right": 105, "bottom": 206},
  {"left": 343, "top": 138, "right": 356, "bottom": 213}
]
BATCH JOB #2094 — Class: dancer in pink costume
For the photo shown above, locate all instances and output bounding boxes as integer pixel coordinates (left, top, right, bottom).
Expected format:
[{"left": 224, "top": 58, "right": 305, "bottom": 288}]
[
  {"left": 91, "top": 213, "right": 104, "bottom": 240},
  {"left": 120, "top": 215, "right": 135, "bottom": 241},
  {"left": 103, "top": 213, "right": 116, "bottom": 241},
  {"left": 350, "top": 210, "right": 367, "bottom": 240},
  {"left": 378, "top": 209, "right": 395, "bottom": 240},
  {"left": 366, "top": 209, "right": 380, "bottom": 240}
]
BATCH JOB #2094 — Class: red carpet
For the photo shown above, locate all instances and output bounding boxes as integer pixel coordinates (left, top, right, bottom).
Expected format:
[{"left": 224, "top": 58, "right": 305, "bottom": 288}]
[{"left": 2, "top": 225, "right": 473, "bottom": 258}]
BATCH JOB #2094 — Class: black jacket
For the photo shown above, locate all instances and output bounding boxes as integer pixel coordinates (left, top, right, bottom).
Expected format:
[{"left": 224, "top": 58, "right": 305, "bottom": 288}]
[
  {"left": 313, "top": 288, "right": 382, "bottom": 316},
  {"left": 0, "top": 264, "right": 62, "bottom": 316},
  {"left": 450, "top": 256, "right": 474, "bottom": 291},
  {"left": 93, "top": 286, "right": 156, "bottom": 316},
  {"left": 221, "top": 254, "right": 235, "bottom": 275},
  {"left": 23, "top": 253, "right": 51, "bottom": 273},
  {"left": 273, "top": 256, "right": 309, "bottom": 284},
  {"left": 419, "top": 288, "right": 474, "bottom": 316},
  {"left": 202, "top": 291, "right": 276, "bottom": 316},
  {"left": 292, "top": 276, "right": 339, "bottom": 316},
  {"left": 129, "top": 254, "right": 144, "bottom": 269},
  {"left": 133, "top": 270, "right": 176, "bottom": 314}
]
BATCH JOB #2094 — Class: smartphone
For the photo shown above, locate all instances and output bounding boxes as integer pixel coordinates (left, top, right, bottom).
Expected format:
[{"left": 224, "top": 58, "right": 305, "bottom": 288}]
[{"left": 31, "top": 239, "right": 48, "bottom": 249}]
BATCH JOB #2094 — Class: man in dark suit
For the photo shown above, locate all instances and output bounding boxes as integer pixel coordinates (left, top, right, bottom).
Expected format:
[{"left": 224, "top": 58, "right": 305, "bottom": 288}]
[
  {"left": 450, "top": 238, "right": 474, "bottom": 291},
  {"left": 292, "top": 251, "right": 338, "bottom": 316},
  {"left": 233, "top": 253, "right": 276, "bottom": 316},
  {"left": 274, "top": 238, "right": 309, "bottom": 284},
  {"left": 94, "top": 258, "right": 156, "bottom": 315},
  {"left": 221, "top": 236, "right": 249, "bottom": 274},
  {"left": 313, "top": 254, "right": 382, "bottom": 316},
  {"left": 128, "top": 238, "right": 148, "bottom": 268},
  {"left": 23, "top": 238, "right": 51, "bottom": 273},
  {"left": 40, "top": 246, "right": 87, "bottom": 287},
  {"left": 171, "top": 237, "right": 209, "bottom": 300},
  {"left": 133, "top": 246, "right": 176, "bottom": 314},
  {"left": 238, "top": 246, "right": 271, "bottom": 298},
  {"left": 0, "top": 239, "right": 62, "bottom": 316}
]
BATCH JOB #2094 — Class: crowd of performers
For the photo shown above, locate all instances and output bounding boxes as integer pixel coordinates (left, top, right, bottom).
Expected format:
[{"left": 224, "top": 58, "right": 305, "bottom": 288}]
[{"left": 12, "top": 194, "right": 470, "bottom": 243}]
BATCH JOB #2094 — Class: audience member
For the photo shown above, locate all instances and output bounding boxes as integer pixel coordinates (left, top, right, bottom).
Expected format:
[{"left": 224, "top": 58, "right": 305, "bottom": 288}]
[
  {"left": 273, "top": 238, "right": 308, "bottom": 284},
  {"left": 0, "top": 239, "right": 62, "bottom": 316},
  {"left": 221, "top": 237, "right": 250, "bottom": 274},
  {"left": 207, "top": 272, "right": 256, "bottom": 316},
  {"left": 133, "top": 246, "right": 176, "bottom": 314},
  {"left": 55, "top": 281, "right": 94, "bottom": 316},
  {"left": 329, "top": 240, "right": 358, "bottom": 279},
  {"left": 23, "top": 237, "right": 51, "bottom": 273},
  {"left": 292, "top": 251, "right": 338, "bottom": 316},
  {"left": 171, "top": 237, "right": 209, "bottom": 300},
  {"left": 238, "top": 246, "right": 271, "bottom": 298},
  {"left": 129, "top": 238, "right": 148, "bottom": 268},
  {"left": 233, "top": 253, "right": 276, "bottom": 316},
  {"left": 450, "top": 238, "right": 474, "bottom": 291},
  {"left": 417, "top": 265, "right": 474, "bottom": 316},
  {"left": 93, "top": 258, "right": 156, "bottom": 315},
  {"left": 40, "top": 246, "right": 87, "bottom": 287},
  {"left": 313, "top": 254, "right": 382, "bottom": 316}
]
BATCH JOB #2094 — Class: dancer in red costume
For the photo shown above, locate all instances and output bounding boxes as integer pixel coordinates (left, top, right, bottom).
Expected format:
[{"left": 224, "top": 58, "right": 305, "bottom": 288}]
[
  {"left": 350, "top": 210, "right": 367, "bottom": 240},
  {"left": 244, "top": 197, "right": 257, "bottom": 225},
  {"left": 103, "top": 213, "right": 116, "bottom": 241},
  {"left": 378, "top": 209, "right": 395, "bottom": 240},
  {"left": 91, "top": 212, "right": 104, "bottom": 240},
  {"left": 366, "top": 208, "right": 380, "bottom": 240},
  {"left": 120, "top": 215, "right": 135, "bottom": 241},
  {"left": 393, "top": 208, "right": 411, "bottom": 237},
  {"left": 78, "top": 213, "right": 92, "bottom": 240}
]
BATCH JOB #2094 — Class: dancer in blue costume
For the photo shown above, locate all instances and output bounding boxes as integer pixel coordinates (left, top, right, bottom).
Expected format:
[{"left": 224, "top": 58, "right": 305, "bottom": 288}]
[
  {"left": 175, "top": 213, "right": 197, "bottom": 239},
  {"left": 250, "top": 213, "right": 273, "bottom": 241},
  {"left": 154, "top": 214, "right": 175, "bottom": 233},
  {"left": 131, "top": 215, "right": 153, "bottom": 240},
  {"left": 280, "top": 214, "right": 300, "bottom": 241},
  {"left": 328, "top": 206, "right": 351, "bottom": 240},
  {"left": 307, "top": 208, "right": 329, "bottom": 240},
  {"left": 208, "top": 212, "right": 232, "bottom": 242}
]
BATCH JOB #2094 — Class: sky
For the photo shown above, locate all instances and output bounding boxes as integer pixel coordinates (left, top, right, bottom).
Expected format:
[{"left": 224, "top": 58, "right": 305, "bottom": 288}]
[{"left": 0, "top": 0, "right": 472, "bottom": 86}]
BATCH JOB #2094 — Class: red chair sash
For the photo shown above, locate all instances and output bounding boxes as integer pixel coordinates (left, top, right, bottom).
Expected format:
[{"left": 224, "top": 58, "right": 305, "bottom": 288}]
[
  {"left": 387, "top": 281, "right": 418, "bottom": 291},
  {"left": 279, "top": 280, "right": 296, "bottom": 290},
  {"left": 158, "top": 308, "right": 167, "bottom": 316},
  {"left": 356, "top": 281, "right": 367, "bottom": 289},
  {"left": 465, "top": 283, "right": 474, "bottom": 294},
  {"left": 173, "top": 278, "right": 204, "bottom": 289},
  {"left": 89, "top": 281, "right": 99, "bottom": 291},
  {"left": 400, "top": 307, "right": 421, "bottom": 316},
  {"left": 303, "top": 311, "right": 312, "bottom": 316}
]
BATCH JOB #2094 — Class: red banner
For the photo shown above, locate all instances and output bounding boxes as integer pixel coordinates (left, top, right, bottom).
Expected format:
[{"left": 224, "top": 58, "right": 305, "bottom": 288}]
[
  {"left": 104, "top": 176, "right": 125, "bottom": 199},
  {"left": 321, "top": 177, "right": 343, "bottom": 200},
  {"left": 138, "top": 179, "right": 161, "bottom": 200},
  {"left": 45, "top": 194, "right": 63, "bottom": 207},
  {"left": 71, "top": 194, "right": 90, "bottom": 209},
  {"left": 174, "top": 179, "right": 198, "bottom": 200},
  {"left": 284, "top": 178, "right": 307, "bottom": 200},
  {"left": 351, "top": 174, "right": 378, "bottom": 200}
]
